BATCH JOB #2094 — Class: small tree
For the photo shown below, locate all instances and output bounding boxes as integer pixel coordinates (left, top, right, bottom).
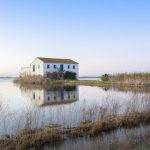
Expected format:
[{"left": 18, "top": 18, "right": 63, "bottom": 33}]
[
  {"left": 101, "top": 73, "right": 111, "bottom": 81},
  {"left": 64, "top": 71, "right": 77, "bottom": 80}
]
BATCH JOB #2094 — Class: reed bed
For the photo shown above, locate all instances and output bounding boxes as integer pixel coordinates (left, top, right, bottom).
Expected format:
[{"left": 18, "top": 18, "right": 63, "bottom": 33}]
[{"left": 110, "top": 72, "right": 150, "bottom": 84}]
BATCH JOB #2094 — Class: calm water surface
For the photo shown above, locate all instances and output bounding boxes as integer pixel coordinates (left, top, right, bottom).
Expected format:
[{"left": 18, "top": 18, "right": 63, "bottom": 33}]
[{"left": 0, "top": 78, "right": 150, "bottom": 135}]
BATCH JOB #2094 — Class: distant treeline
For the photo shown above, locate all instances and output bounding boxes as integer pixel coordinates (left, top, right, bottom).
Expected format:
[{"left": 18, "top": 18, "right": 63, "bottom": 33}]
[{"left": 0, "top": 77, "right": 16, "bottom": 79}]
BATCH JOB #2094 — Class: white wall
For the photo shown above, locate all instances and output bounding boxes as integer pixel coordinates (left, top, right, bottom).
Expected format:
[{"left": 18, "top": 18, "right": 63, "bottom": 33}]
[
  {"left": 30, "top": 58, "right": 44, "bottom": 76},
  {"left": 43, "top": 63, "right": 79, "bottom": 78}
]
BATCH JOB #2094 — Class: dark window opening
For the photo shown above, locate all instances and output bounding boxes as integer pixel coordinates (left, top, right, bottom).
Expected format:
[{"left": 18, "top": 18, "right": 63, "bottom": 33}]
[
  {"left": 68, "top": 65, "right": 70, "bottom": 69},
  {"left": 73, "top": 65, "right": 75, "bottom": 69},
  {"left": 33, "top": 65, "right": 35, "bottom": 72},
  {"left": 47, "top": 64, "right": 50, "bottom": 69},
  {"left": 54, "top": 65, "right": 56, "bottom": 69}
]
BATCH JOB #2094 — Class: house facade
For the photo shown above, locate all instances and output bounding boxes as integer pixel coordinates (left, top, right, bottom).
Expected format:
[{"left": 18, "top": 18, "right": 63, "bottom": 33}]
[{"left": 21, "top": 57, "right": 79, "bottom": 79}]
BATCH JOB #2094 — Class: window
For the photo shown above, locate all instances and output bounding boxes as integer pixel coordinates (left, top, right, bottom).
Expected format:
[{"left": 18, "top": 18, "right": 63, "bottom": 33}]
[
  {"left": 73, "top": 65, "right": 75, "bottom": 69},
  {"left": 68, "top": 65, "right": 70, "bottom": 69},
  {"left": 38, "top": 65, "right": 40, "bottom": 69},
  {"left": 54, "top": 65, "right": 56, "bottom": 69},
  {"left": 48, "top": 97, "right": 50, "bottom": 101},
  {"left": 47, "top": 64, "right": 50, "bottom": 69},
  {"left": 33, "top": 65, "right": 35, "bottom": 72}
]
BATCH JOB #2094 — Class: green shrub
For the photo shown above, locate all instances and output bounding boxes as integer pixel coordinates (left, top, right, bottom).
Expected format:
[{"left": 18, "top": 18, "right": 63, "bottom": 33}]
[
  {"left": 64, "top": 71, "right": 77, "bottom": 80},
  {"left": 101, "top": 74, "right": 111, "bottom": 81}
]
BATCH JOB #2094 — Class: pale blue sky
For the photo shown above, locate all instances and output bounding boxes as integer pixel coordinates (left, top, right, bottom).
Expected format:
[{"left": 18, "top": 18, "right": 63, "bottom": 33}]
[{"left": 0, "top": 0, "right": 150, "bottom": 76}]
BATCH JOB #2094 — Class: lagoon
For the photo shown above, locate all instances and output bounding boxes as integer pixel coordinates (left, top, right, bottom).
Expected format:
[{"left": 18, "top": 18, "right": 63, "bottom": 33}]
[{"left": 0, "top": 78, "right": 150, "bottom": 135}]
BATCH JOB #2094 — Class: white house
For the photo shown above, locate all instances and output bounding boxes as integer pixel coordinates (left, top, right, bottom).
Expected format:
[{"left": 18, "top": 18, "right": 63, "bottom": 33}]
[{"left": 21, "top": 57, "right": 79, "bottom": 79}]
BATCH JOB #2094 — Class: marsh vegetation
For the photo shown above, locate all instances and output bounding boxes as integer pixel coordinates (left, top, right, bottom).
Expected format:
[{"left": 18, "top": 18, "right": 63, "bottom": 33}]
[{"left": 15, "top": 72, "right": 150, "bottom": 89}]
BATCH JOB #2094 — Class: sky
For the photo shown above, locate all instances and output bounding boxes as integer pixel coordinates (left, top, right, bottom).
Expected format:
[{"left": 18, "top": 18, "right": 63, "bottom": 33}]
[{"left": 0, "top": 0, "right": 150, "bottom": 77}]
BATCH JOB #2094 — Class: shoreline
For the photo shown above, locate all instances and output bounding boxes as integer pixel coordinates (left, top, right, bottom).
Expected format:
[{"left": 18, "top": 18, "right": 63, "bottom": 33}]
[{"left": 14, "top": 76, "right": 150, "bottom": 88}]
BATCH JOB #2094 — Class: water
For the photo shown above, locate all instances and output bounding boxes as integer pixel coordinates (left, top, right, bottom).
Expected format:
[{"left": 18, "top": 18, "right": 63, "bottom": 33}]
[
  {"left": 0, "top": 78, "right": 150, "bottom": 135},
  {"left": 79, "top": 77, "right": 99, "bottom": 81},
  {"left": 44, "top": 125, "right": 150, "bottom": 150}
]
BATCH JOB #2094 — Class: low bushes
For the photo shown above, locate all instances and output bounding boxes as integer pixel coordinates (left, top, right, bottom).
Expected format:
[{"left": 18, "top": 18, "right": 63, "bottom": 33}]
[
  {"left": 101, "top": 74, "right": 111, "bottom": 81},
  {"left": 64, "top": 71, "right": 77, "bottom": 80}
]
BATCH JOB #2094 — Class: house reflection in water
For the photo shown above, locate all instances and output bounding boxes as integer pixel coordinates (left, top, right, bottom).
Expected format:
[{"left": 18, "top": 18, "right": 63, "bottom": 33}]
[{"left": 30, "top": 86, "right": 79, "bottom": 107}]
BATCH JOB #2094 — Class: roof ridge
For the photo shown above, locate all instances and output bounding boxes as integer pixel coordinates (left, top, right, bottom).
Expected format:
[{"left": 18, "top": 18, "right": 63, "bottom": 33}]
[
  {"left": 37, "top": 57, "right": 71, "bottom": 60},
  {"left": 37, "top": 57, "right": 78, "bottom": 64}
]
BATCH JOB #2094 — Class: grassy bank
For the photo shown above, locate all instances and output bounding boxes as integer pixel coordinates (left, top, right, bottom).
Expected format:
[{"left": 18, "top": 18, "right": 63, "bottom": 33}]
[{"left": 14, "top": 74, "right": 150, "bottom": 89}]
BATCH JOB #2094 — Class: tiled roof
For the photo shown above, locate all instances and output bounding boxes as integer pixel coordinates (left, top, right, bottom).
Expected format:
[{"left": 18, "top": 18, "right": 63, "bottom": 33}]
[{"left": 37, "top": 57, "right": 78, "bottom": 64}]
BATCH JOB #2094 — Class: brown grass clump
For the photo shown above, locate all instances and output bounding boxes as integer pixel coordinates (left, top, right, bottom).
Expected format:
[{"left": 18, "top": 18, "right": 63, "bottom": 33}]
[
  {"left": 0, "top": 139, "right": 15, "bottom": 150},
  {"left": 68, "top": 124, "right": 91, "bottom": 138},
  {"left": 90, "top": 117, "right": 122, "bottom": 136},
  {"left": 15, "top": 128, "right": 63, "bottom": 149},
  {"left": 143, "top": 112, "right": 150, "bottom": 124},
  {"left": 89, "top": 121, "right": 102, "bottom": 136},
  {"left": 121, "top": 112, "right": 144, "bottom": 128},
  {"left": 102, "top": 117, "right": 121, "bottom": 131}
]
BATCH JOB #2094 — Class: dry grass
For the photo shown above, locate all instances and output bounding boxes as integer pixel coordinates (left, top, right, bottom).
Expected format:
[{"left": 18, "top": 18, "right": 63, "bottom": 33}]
[
  {"left": 14, "top": 75, "right": 45, "bottom": 85},
  {"left": 0, "top": 128, "right": 63, "bottom": 150},
  {"left": 67, "top": 111, "right": 150, "bottom": 138},
  {"left": 14, "top": 75, "right": 65, "bottom": 87},
  {"left": 14, "top": 73, "right": 150, "bottom": 89},
  {"left": 16, "top": 128, "right": 62, "bottom": 149},
  {"left": 0, "top": 139, "right": 15, "bottom": 150},
  {"left": 110, "top": 73, "right": 150, "bottom": 84}
]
